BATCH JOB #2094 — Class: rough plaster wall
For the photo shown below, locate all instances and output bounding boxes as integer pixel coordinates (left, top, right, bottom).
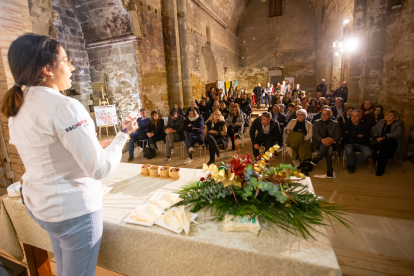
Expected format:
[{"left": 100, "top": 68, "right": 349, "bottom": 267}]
[
  {"left": 382, "top": 0, "right": 414, "bottom": 136},
  {"left": 88, "top": 41, "right": 140, "bottom": 124},
  {"left": 313, "top": 0, "right": 354, "bottom": 92},
  {"left": 136, "top": 0, "right": 169, "bottom": 116},
  {"left": 52, "top": 0, "right": 93, "bottom": 94},
  {"left": 68, "top": 0, "right": 134, "bottom": 44},
  {"left": 28, "top": 0, "right": 53, "bottom": 36},
  {"left": 186, "top": 0, "right": 247, "bottom": 99},
  {"left": 238, "top": 0, "right": 318, "bottom": 93}
]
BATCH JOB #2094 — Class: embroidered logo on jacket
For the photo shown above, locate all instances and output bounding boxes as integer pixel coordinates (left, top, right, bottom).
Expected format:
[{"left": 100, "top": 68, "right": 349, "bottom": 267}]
[{"left": 65, "top": 120, "right": 87, "bottom": 132}]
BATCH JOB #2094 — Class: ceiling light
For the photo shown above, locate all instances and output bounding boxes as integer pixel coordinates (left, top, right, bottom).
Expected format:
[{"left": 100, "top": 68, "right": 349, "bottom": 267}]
[{"left": 343, "top": 19, "right": 350, "bottom": 25}]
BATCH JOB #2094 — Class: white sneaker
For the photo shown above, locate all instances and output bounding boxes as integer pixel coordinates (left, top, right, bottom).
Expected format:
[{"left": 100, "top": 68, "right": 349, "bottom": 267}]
[
  {"left": 189, "top": 147, "right": 195, "bottom": 153},
  {"left": 164, "top": 157, "right": 171, "bottom": 163},
  {"left": 184, "top": 158, "right": 193, "bottom": 165},
  {"left": 170, "top": 147, "right": 175, "bottom": 155}
]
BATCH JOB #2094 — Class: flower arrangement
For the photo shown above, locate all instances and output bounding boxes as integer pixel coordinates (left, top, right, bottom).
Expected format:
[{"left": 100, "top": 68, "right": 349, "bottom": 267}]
[{"left": 175, "top": 145, "right": 351, "bottom": 239}]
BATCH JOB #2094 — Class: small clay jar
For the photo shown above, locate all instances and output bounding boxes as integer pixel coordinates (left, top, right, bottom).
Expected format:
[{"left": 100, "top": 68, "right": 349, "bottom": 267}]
[
  {"left": 141, "top": 164, "right": 151, "bottom": 176},
  {"left": 149, "top": 166, "right": 159, "bottom": 178},
  {"left": 169, "top": 167, "right": 180, "bottom": 180},
  {"left": 159, "top": 166, "right": 170, "bottom": 178}
]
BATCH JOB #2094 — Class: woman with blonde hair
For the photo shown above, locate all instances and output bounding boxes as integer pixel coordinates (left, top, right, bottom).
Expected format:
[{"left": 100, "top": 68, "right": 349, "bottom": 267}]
[
  {"left": 212, "top": 100, "right": 220, "bottom": 112},
  {"left": 225, "top": 103, "right": 244, "bottom": 150},
  {"left": 370, "top": 110, "right": 406, "bottom": 176},
  {"left": 204, "top": 110, "right": 228, "bottom": 165}
]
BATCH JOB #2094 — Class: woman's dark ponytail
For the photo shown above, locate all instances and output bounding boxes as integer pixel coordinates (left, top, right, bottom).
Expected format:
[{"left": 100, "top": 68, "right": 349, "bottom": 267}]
[{"left": 1, "top": 33, "right": 61, "bottom": 118}]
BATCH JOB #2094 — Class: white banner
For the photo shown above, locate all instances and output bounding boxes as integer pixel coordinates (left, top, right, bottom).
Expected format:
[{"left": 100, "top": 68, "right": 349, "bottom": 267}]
[{"left": 94, "top": 105, "right": 117, "bottom": 127}]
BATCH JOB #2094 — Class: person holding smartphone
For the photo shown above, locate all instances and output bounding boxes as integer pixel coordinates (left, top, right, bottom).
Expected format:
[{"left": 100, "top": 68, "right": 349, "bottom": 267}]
[{"left": 2, "top": 33, "right": 138, "bottom": 276}]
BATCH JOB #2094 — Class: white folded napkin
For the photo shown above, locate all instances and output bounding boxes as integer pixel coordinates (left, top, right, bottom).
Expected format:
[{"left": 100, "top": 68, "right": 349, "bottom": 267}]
[
  {"left": 149, "top": 192, "right": 183, "bottom": 209},
  {"left": 130, "top": 204, "right": 163, "bottom": 225},
  {"left": 163, "top": 206, "right": 194, "bottom": 235},
  {"left": 7, "top": 181, "right": 21, "bottom": 197}
]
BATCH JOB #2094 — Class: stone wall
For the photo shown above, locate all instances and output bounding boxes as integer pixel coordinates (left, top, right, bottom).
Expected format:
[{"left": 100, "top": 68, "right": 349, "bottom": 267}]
[
  {"left": 238, "top": 0, "right": 318, "bottom": 93},
  {"left": 52, "top": 0, "right": 93, "bottom": 94},
  {"left": 28, "top": 0, "right": 53, "bottom": 36}
]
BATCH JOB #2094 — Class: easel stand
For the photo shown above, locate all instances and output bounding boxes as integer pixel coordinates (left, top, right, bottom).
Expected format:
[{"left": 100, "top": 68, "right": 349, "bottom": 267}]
[{"left": 98, "top": 86, "right": 117, "bottom": 139}]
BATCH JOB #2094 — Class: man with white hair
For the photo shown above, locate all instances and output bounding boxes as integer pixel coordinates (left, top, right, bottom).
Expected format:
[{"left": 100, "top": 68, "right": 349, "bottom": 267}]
[
  {"left": 284, "top": 109, "right": 313, "bottom": 175},
  {"left": 311, "top": 106, "right": 341, "bottom": 178},
  {"left": 317, "top": 79, "right": 327, "bottom": 97}
]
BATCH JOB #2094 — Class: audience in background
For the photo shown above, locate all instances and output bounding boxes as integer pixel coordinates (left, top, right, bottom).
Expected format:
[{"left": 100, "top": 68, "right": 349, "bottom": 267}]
[
  {"left": 341, "top": 109, "right": 372, "bottom": 174},
  {"left": 283, "top": 92, "right": 292, "bottom": 109},
  {"left": 183, "top": 109, "right": 204, "bottom": 165},
  {"left": 361, "top": 100, "right": 373, "bottom": 119},
  {"left": 147, "top": 111, "right": 166, "bottom": 157},
  {"left": 270, "top": 104, "right": 287, "bottom": 133},
  {"left": 164, "top": 109, "right": 185, "bottom": 163},
  {"left": 316, "top": 79, "right": 327, "bottom": 97},
  {"left": 307, "top": 98, "right": 320, "bottom": 114},
  {"left": 185, "top": 101, "right": 200, "bottom": 117},
  {"left": 311, "top": 106, "right": 341, "bottom": 178},
  {"left": 286, "top": 103, "right": 296, "bottom": 122},
  {"left": 338, "top": 106, "right": 354, "bottom": 129},
  {"left": 219, "top": 102, "right": 229, "bottom": 119},
  {"left": 225, "top": 104, "right": 244, "bottom": 150},
  {"left": 370, "top": 110, "right": 406, "bottom": 176},
  {"left": 204, "top": 110, "right": 228, "bottom": 165},
  {"left": 253, "top": 83, "right": 264, "bottom": 109},
  {"left": 331, "top": 97, "right": 344, "bottom": 118},
  {"left": 284, "top": 109, "right": 313, "bottom": 175},
  {"left": 318, "top": 97, "right": 326, "bottom": 106},
  {"left": 291, "top": 93, "right": 301, "bottom": 106},
  {"left": 301, "top": 97, "right": 309, "bottom": 110},
  {"left": 264, "top": 83, "right": 273, "bottom": 109},
  {"left": 292, "top": 84, "right": 302, "bottom": 97},
  {"left": 333, "top": 81, "right": 348, "bottom": 103},
  {"left": 250, "top": 112, "right": 283, "bottom": 158},
  {"left": 128, "top": 108, "right": 151, "bottom": 162},
  {"left": 366, "top": 105, "right": 384, "bottom": 130}
]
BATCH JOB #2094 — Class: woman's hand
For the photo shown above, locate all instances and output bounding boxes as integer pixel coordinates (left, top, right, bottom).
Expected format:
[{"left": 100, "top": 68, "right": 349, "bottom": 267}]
[
  {"left": 99, "top": 139, "right": 112, "bottom": 148},
  {"left": 147, "top": 133, "right": 154, "bottom": 137},
  {"left": 123, "top": 119, "right": 138, "bottom": 135},
  {"left": 377, "top": 137, "right": 384, "bottom": 142},
  {"left": 209, "top": 130, "right": 217, "bottom": 134}
]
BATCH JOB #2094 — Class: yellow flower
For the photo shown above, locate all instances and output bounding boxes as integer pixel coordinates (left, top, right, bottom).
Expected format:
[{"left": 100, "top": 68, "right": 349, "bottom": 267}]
[{"left": 223, "top": 175, "right": 242, "bottom": 188}]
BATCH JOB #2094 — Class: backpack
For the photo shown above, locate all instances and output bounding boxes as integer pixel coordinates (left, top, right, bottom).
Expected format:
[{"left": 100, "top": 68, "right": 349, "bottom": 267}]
[{"left": 143, "top": 146, "right": 156, "bottom": 159}]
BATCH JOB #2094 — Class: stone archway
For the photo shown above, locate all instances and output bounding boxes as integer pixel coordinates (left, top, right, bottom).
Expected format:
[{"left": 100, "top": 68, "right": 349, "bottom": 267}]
[{"left": 200, "top": 46, "right": 218, "bottom": 83}]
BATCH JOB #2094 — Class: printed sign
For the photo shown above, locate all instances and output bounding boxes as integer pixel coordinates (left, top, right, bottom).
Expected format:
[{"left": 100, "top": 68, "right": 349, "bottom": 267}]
[
  {"left": 217, "top": 81, "right": 225, "bottom": 91},
  {"left": 232, "top": 80, "right": 238, "bottom": 88},
  {"left": 285, "top": 77, "right": 294, "bottom": 87},
  {"left": 94, "top": 105, "right": 117, "bottom": 127}
]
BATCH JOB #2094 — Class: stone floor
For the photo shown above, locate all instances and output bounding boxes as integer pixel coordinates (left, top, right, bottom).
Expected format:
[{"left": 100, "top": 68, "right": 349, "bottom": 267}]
[{"left": 1, "top": 109, "right": 414, "bottom": 275}]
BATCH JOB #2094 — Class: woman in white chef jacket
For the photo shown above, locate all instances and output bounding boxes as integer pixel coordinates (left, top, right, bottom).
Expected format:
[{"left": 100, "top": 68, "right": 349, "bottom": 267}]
[{"left": 1, "top": 34, "right": 138, "bottom": 276}]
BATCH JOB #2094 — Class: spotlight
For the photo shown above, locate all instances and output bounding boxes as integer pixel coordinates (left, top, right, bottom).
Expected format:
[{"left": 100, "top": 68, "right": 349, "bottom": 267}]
[
  {"left": 345, "top": 37, "right": 359, "bottom": 52},
  {"left": 338, "top": 42, "right": 343, "bottom": 48},
  {"left": 343, "top": 19, "right": 350, "bottom": 25},
  {"left": 334, "top": 52, "right": 339, "bottom": 56}
]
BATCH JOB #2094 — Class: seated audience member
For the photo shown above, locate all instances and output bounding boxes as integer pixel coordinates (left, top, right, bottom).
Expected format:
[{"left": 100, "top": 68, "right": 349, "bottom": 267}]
[
  {"left": 341, "top": 109, "right": 373, "bottom": 174},
  {"left": 164, "top": 109, "right": 185, "bottom": 163},
  {"left": 329, "top": 89, "right": 335, "bottom": 99},
  {"left": 316, "top": 92, "right": 322, "bottom": 101},
  {"left": 239, "top": 94, "right": 252, "bottom": 117},
  {"left": 218, "top": 89, "right": 224, "bottom": 100},
  {"left": 219, "top": 101, "right": 230, "bottom": 119},
  {"left": 213, "top": 95, "right": 220, "bottom": 106},
  {"left": 366, "top": 105, "right": 384, "bottom": 130},
  {"left": 291, "top": 93, "right": 301, "bottom": 106},
  {"left": 300, "top": 91, "right": 306, "bottom": 100},
  {"left": 284, "top": 109, "right": 313, "bottom": 175},
  {"left": 147, "top": 111, "right": 166, "bottom": 157},
  {"left": 295, "top": 105, "right": 302, "bottom": 111},
  {"left": 270, "top": 104, "right": 287, "bottom": 132},
  {"left": 198, "top": 98, "right": 211, "bottom": 122},
  {"left": 228, "top": 98, "right": 236, "bottom": 112},
  {"left": 207, "top": 87, "right": 215, "bottom": 103},
  {"left": 370, "top": 110, "right": 406, "bottom": 176},
  {"left": 226, "top": 104, "right": 244, "bottom": 150},
  {"left": 228, "top": 87, "right": 234, "bottom": 98},
  {"left": 278, "top": 104, "right": 285, "bottom": 114},
  {"left": 331, "top": 97, "right": 344, "bottom": 118},
  {"left": 318, "top": 97, "right": 326, "bottom": 106},
  {"left": 250, "top": 112, "right": 283, "bottom": 158},
  {"left": 286, "top": 103, "right": 296, "bottom": 122},
  {"left": 283, "top": 92, "right": 292, "bottom": 110},
  {"left": 307, "top": 98, "right": 320, "bottom": 114},
  {"left": 204, "top": 110, "right": 228, "bottom": 165},
  {"left": 185, "top": 101, "right": 200, "bottom": 117},
  {"left": 338, "top": 106, "right": 355, "bottom": 129},
  {"left": 212, "top": 101, "right": 220, "bottom": 112},
  {"left": 183, "top": 109, "right": 204, "bottom": 165},
  {"left": 172, "top": 103, "right": 184, "bottom": 116},
  {"left": 246, "top": 93, "right": 253, "bottom": 105},
  {"left": 128, "top": 108, "right": 151, "bottom": 161},
  {"left": 361, "top": 100, "right": 373, "bottom": 118},
  {"left": 311, "top": 107, "right": 341, "bottom": 178},
  {"left": 326, "top": 97, "right": 333, "bottom": 108},
  {"left": 301, "top": 97, "right": 309, "bottom": 110},
  {"left": 312, "top": 105, "right": 336, "bottom": 123},
  {"left": 223, "top": 95, "right": 229, "bottom": 107},
  {"left": 306, "top": 92, "right": 312, "bottom": 101}
]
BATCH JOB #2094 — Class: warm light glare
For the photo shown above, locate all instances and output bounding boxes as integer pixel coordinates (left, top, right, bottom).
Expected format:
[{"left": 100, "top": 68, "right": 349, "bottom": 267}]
[
  {"left": 345, "top": 37, "right": 359, "bottom": 52},
  {"left": 343, "top": 19, "right": 350, "bottom": 25},
  {"left": 340, "top": 49, "right": 343, "bottom": 52},
  {"left": 338, "top": 42, "right": 343, "bottom": 48},
  {"left": 334, "top": 52, "right": 339, "bottom": 56}
]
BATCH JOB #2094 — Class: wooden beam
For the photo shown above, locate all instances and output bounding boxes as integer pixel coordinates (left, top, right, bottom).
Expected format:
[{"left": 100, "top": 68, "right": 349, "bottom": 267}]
[{"left": 23, "top": 244, "right": 52, "bottom": 276}]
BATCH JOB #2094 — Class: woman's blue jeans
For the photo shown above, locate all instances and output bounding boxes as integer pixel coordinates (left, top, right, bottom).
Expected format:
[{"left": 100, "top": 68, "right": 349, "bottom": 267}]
[{"left": 26, "top": 207, "right": 103, "bottom": 276}]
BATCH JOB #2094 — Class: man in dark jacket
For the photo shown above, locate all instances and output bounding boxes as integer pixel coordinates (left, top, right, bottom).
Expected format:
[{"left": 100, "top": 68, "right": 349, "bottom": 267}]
[
  {"left": 333, "top": 81, "right": 348, "bottom": 103},
  {"left": 270, "top": 104, "right": 287, "bottom": 132},
  {"left": 316, "top": 79, "right": 328, "bottom": 97},
  {"left": 183, "top": 109, "right": 204, "bottom": 165},
  {"left": 207, "top": 87, "right": 215, "bottom": 103},
  {"left": 341, "top": 109, "right": 373, "bottom": 173},
  {"left": 128, "top": 108, "right": 151, "bottom": 161},
  {"left": 292, "top": 84, "right": 302, "bottom": 97},
  {"left": 310, "top": 106, "right": 341, "bottom": 178},
  {"left": 185, "top": 101, "right": 200, "bottom": 117},
  {"left": 250, "top": 112, "right": 283, "bottom": 158},
  {"left": 312, "top": 105, "right": 336, "bottom": 123},
  {"left": 331, "top": 97, "right": 344, "bottom": 118},
  {"left": 253, "top": 83, "right": 264, "bottom": 109},
  {"left": 164, "top": 109, "right": 185, "bottom": 162}
]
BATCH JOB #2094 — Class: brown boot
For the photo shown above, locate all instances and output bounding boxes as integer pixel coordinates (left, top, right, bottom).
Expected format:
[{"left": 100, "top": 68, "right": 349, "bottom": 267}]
[{"left": 128, "top": 156, "right": 134, "bottom": 162}]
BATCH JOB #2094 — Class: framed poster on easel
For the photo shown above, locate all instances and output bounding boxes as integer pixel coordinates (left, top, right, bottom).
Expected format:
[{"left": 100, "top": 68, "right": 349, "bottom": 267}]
[{"left": 94, "top": 105, "right": 118, "bottom": 139}]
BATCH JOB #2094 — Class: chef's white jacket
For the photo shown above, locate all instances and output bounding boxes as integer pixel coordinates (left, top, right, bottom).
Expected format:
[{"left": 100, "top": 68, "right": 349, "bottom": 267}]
[{"left": 9, "top": 86, "right": 128, "bottom": 222}]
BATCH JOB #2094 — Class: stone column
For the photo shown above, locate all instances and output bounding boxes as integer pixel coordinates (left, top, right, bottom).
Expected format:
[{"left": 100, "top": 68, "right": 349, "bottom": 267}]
[
  {"left": 162, "top": 0, "right": 184, "bottom": 109},
  {"left": 177, "top": 0, "right": 192, "bottom": 109}
]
